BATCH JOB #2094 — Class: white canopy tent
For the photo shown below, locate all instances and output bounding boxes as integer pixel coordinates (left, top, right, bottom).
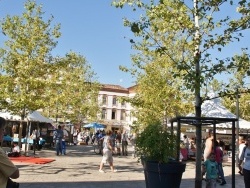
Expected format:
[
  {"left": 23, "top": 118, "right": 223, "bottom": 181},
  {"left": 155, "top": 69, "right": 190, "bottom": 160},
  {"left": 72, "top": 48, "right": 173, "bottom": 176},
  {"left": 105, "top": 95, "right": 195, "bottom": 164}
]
[
  {"left": 0, "top": 111, "right": 21, "bottom": 121},
  {"left": 28, "top": 111, "right": 53, "bottom": 123},
  {"left": 0, "top": 110, "right": 53, "bottom": 123},
  {"left": 187, "top": 92, "right": 250, "bottom": 129}
]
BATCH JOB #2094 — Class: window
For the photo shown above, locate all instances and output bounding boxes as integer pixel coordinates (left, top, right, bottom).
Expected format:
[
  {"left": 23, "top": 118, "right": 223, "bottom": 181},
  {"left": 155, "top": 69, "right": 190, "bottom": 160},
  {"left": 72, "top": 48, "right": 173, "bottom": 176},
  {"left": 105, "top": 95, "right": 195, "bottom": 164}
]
[
  {"left": 101, "top": 109, "right": 106, "bottom": 119},
  {"left": 121, "top": 100, "right": 126, "bottom": 107},
  {"left": 102, "top": 95, "right": 107, "bottom": 105},
  {"left": 121, "top": 110, "right": 126, "bottom": 120},
  {"left": 112, "top": 96, "right": 117, "bottom": 106},
  {"left": 112, "top": 109, "right": 116, "bottom": 120}
]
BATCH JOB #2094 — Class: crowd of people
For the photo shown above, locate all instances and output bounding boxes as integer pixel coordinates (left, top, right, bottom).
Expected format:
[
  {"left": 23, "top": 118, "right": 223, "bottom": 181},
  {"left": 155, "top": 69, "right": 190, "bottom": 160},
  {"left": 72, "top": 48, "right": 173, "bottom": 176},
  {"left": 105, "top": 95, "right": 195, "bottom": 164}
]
[
  {"left": 70, "top": 128, "right": 136, "bottom": 173},
  {"left": 182, "top": 130, "right": 228, "bottom": 187},
  {"left": 181, "top": 130, "right": 249, "bottom": 187},
  {"left": 71, "top": 128, "right": 136, "bottom": 157},
  {"left": 198, "top": 129, "right": 250, "bottom": 188},
  {"left": 2, "top": 120, "right": 250, "bottom": 187}
]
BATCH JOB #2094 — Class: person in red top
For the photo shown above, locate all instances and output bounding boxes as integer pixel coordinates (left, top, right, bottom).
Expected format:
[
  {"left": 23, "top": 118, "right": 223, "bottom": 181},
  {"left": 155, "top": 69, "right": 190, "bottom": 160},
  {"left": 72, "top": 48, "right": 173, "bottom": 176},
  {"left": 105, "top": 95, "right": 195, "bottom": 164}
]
[{"left": 215, "top": 141, "right": 226, "bottom": 185}]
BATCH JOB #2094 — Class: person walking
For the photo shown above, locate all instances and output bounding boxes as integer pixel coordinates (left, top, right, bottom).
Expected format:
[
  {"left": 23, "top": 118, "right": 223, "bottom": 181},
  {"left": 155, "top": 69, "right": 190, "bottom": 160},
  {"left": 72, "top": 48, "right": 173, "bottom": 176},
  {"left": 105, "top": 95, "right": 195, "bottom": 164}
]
[
  {"left": 31, "top": 128, "right": 40, "bottom": 151},
  {"left": 110, "top": 131, "right": 116, "bottom": 154},
  {"left": 130, "top": 132, "right": 137, "bottom": 158},
  {"left": 202, "top": 152, "right": 218, "bottom": 188},
  {"left": 73, "top": 129, "right": 79, "bottom": 145},
  {"left": 203, "top": 129, "right": 214, "bottom": 161},
  {"left": 53, "top": 125, "right": 64, "bottom": 156},
  {"left": 85, "top": 129, "right": 90, "bottom": 145},
  {"left": 97, "top": 130, "right": 105, "bottom": 154},
  {"left": 238, "top": 136, "right": 246, "bottom": 175},
  {"left": 115, "top": 130, "right": 122, "bottom": 156},
  {"left": 183, "top": 135, "right": 190, "bottom": 160},
  {"left": 99, "top": 130, "right": 117, "bottom": 173},
  {"left": 62, "top": 126, "right": 69, "bottom": 155},
  {"left": 215, "top": 141, "right": 226, "bottom": 185},
  {"left": 121, "top": 130, "right": 128, "bottom": 156},
  {"left": 0, "top": 117, "right": 20, "bottom": 187},
  {"left": 239, "top": 136, "right": 250, "bottom": 188}
]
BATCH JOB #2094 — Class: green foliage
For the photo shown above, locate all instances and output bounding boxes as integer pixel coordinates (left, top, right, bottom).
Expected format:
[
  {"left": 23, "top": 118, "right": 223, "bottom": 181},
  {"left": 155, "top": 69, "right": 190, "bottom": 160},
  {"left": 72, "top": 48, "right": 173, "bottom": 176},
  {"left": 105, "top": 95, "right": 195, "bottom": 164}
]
[
  {"left": 119, "top": 49, "right": 194, "bottom": 126},
  {"left": 42, "top": 52, "right": 100, "bottom": 123},
  {"left": 219, "top": 53, "right": 250, "bottom": 122},
  {"left": 0, "top": 0, "right": 60, "bottom": 117},
  {"left": 136, "top": 122, "right": 177, "bottom": 163},
  {"left": 113, "top": 0, "right": 250, "bottom": 185},
  {"left": 113, "top": 0, "right": 250, "bottom": 100},
  {"left": 0, "top": 1, "right": 100, "bottom": 125},
  {"left": 221, "top": 79, "right": 250, "bottom": 122}
]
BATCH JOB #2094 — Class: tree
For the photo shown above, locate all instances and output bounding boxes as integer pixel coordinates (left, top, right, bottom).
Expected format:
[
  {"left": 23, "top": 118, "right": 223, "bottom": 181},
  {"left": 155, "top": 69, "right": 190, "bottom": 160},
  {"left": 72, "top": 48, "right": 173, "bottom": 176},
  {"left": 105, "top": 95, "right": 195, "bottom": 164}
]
[
  {"left": 120, "top": 54, "right": 193, "bottom": 127},
  {"left": 113, "top": 0, "right": 250, "bottom": 187},
  {"left": 221, "top": 72, "right": 250, "bottom": 122},
  {"left": 42, "top": 52, "right": 100, "bottom": 125},
  {"left": 0, "top": 0, "right": 61, "bottom": 146}
]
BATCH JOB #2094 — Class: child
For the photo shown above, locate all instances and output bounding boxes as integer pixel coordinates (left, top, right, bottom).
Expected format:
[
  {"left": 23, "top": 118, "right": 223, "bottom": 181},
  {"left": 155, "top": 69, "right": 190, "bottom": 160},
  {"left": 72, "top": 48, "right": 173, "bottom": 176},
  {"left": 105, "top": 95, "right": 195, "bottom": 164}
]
[
  {"left": 7, "top": 142, "right": 20, "bottom": 157},
  {"left": 215, "top": 141, "right": 226, "bottom": 185},
  {"left": 202, "top": 152, "right": 218, "bottom": 188}
]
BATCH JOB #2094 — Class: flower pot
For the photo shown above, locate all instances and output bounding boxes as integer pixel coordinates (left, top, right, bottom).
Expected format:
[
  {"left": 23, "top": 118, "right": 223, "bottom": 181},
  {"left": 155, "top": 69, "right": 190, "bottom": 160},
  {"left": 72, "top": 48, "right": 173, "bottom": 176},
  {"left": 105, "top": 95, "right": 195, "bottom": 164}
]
[{"left": 143, "top": 161, "right": 186, "bottom": 188}]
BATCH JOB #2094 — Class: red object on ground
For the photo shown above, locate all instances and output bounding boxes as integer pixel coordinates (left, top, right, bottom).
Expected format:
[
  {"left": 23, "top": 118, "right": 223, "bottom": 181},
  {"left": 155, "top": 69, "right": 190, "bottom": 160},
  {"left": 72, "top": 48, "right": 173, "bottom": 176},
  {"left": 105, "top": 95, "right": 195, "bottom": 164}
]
[{"left": 9, "top": 156, "right": 55, "bottom": 164}]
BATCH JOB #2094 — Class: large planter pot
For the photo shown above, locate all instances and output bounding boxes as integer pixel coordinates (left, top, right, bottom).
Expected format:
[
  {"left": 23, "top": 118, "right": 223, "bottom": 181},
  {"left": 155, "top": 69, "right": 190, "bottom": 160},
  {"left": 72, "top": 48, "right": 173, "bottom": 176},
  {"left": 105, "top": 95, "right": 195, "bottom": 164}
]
[{"left": 143, "top": 160, "right": 186, "bottom": 188}]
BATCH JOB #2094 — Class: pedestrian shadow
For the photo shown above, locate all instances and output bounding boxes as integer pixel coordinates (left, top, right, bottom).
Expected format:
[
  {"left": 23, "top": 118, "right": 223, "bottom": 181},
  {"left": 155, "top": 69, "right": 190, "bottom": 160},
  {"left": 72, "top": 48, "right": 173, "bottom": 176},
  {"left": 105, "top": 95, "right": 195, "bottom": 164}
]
[
  {"left": 36, "top": 144, "right": 136, "bottom": 158},
  {"left": 37, "top": 145, "right": 99, "bottom": 157}
]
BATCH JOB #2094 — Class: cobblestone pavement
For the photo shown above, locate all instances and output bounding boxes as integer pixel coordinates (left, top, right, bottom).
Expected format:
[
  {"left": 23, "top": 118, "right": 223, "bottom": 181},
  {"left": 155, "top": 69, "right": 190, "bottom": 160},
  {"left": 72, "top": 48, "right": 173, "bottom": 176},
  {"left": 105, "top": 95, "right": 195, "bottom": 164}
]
[{"left": 10, "top": 144, "right": 244, "bottom": 188}]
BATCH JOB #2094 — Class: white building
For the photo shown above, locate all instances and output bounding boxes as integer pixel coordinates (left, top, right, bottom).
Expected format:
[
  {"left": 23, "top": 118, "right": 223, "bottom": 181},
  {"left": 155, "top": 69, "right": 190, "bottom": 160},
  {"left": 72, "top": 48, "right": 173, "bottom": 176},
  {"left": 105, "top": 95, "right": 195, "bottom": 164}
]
[{"left": 98, "top": 84, "right": 137, "bottom": 131}]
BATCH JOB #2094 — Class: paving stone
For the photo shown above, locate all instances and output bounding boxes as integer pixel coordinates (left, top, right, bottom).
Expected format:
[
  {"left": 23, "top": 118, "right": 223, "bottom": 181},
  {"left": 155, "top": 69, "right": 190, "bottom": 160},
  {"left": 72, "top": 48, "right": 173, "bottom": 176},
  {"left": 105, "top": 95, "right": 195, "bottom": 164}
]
[{"left": 12, "top": 145, "right": 244, "bottom": 188}]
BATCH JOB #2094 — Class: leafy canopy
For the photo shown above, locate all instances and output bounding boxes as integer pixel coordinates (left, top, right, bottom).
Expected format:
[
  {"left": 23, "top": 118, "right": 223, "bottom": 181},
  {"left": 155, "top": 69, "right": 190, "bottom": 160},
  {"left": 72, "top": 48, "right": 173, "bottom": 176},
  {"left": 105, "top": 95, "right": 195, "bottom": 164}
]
[{"left": 0, "top": 0, "right": 61, "bottom": 116}]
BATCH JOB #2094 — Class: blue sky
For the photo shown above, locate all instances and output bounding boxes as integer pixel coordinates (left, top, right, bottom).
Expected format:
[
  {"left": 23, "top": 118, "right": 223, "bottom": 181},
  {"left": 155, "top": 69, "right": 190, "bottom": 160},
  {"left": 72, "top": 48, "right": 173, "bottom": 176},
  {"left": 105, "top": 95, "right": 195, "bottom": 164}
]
[
  {"left": 0, "top": 1, "right": 249, "bottom": 88},
  {"left": 0, "top": 0, "right": 137, "bottom": 88}
]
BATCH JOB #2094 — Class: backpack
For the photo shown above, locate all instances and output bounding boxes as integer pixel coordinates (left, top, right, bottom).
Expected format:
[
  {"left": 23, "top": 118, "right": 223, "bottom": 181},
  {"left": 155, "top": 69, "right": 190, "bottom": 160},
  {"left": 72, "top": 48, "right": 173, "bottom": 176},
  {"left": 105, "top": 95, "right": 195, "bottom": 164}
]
[
  {"left": 54, "top": 129, "right": 63, "bottom": 140},
  {"left": 243, "top": 145, "right": 247, "bottom": 156},
  {"left": 240, "top": 144, "right": 248, "bottom": 159}
]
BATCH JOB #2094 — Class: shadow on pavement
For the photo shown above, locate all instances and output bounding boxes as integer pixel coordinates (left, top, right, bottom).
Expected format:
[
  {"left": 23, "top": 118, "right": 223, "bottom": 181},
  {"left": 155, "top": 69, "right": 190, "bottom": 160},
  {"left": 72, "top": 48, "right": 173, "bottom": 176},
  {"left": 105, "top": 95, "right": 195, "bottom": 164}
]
[
  {"left": 19, "top": 180, "right": 146, "bottom": 188},
  {"left": 36, "top": 145, "right": 102, "bottom": 158}
]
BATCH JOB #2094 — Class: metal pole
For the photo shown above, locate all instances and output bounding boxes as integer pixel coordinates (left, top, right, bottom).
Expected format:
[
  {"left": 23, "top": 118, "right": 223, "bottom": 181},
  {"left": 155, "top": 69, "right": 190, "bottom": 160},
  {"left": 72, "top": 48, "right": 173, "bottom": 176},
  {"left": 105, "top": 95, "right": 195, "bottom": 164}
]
[
  {"left": 236, "top": 88, "right": 239, "bottom": 165},
  {"left": 232, "top": 121, "right": 236, "bottom": 188},
  {"left": 176, "top": 120, "right": 180, "bottom": 161},
  {"left": 24, "top": 121, "right": 31, "bottom": 156}
]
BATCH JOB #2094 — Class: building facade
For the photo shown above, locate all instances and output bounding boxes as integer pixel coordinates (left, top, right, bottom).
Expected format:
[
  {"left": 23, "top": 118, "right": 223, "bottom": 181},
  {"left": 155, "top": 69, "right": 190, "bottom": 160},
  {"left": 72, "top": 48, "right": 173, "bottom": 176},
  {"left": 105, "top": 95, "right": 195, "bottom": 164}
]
[{"left": 98, "top": 84, "right": 137, "bottom": 131}]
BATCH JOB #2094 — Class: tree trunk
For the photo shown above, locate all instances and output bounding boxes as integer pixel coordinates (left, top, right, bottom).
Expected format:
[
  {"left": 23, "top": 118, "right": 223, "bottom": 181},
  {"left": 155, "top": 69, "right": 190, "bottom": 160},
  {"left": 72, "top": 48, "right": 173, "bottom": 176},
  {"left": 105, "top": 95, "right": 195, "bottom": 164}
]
[
  {"left": 194, "top": 0, "right": 202, "bottom": 187},
  {"left": 18, "top": 121, "right": 23, "bottom": 148}
]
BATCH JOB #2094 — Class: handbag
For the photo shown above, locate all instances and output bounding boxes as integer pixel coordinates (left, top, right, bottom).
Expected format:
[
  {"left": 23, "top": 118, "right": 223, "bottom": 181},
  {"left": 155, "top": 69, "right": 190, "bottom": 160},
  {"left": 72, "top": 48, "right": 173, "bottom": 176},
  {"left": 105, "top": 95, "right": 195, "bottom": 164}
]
[{"left": 6, "top": 178, "right": 19, "bottom": 188}]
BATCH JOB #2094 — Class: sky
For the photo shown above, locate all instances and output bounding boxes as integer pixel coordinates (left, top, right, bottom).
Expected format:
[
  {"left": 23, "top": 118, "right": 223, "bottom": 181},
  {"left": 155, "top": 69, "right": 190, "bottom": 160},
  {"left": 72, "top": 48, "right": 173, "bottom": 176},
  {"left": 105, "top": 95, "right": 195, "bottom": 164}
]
[
  {"left": 0, "top": 0, "right": 137, "bottom": 88},
  {"left": 0, "top": 1, "right": 249, "bottom": 89}
]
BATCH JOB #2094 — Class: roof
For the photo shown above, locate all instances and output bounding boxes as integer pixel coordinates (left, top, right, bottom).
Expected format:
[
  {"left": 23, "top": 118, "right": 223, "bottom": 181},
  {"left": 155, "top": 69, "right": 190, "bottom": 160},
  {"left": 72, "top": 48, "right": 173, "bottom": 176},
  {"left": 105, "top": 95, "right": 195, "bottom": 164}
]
[
  {"left": 0, "top": 110, "right": 53, "bottom": 123},
  {"left": 127, "top": 85, "right": 138, "bottom": 93},
  {"left": 186, "top": 91, "right": 250, "bottom": 128},
  {"left": 100, "top": 84, "right": 129, "bottom": 93},
  {"left": 170, "top": 116, "right": 238, "bottom": 126}
]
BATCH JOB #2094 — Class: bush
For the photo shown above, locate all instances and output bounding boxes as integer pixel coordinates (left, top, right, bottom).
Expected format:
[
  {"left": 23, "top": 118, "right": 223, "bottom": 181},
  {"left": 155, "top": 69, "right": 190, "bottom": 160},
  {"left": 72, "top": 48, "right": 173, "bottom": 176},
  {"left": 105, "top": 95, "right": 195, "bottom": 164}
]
[{"left": 136, "top": 122, "right": 177, "bottom": 163}]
